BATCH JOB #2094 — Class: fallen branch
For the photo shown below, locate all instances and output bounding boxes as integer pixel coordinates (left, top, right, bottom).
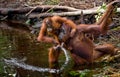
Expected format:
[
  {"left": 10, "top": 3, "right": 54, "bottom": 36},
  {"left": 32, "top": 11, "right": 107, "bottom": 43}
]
[
  {"left": 3, "top": 43, "right": 73, "bottom": 74},
  {"left": 0, "top": 5, "right": 79, "bottom": 15},
  {"left": 0, "top": 5, "right": 120, "bottom": 19},
  {"left": 4, "top": 58, "right": 59, "bottom": 73},
  {"left": 28, "top": 7, "right": 120, "bottom": 18}
]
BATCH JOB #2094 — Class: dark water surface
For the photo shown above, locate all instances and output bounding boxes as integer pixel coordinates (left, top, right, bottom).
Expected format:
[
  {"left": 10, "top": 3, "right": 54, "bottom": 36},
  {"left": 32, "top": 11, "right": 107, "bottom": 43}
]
[
  {"left": 0, "top": 21, "right": 66, "bottom": 77},
  {"left": 0, "top": 21, "right": 114, "bottom": 77}
]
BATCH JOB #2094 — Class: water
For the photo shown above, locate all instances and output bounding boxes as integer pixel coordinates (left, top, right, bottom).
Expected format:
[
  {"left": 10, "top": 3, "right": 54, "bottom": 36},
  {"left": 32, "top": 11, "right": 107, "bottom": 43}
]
[
  {"left": 0, "top": 21, "right": 113, "bottom": 77},
  {"left": 0, "top": 21, "right": 67, "bottom": 77}
]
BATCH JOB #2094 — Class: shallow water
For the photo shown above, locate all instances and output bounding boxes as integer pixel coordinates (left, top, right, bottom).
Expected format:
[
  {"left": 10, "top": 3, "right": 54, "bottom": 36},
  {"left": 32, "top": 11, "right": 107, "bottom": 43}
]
[
  {"left": 1, "top": 21, "right": 118, "bottom": 77},
  {"left": 0, "top": 21, "right": 67, "bottom": 77}
]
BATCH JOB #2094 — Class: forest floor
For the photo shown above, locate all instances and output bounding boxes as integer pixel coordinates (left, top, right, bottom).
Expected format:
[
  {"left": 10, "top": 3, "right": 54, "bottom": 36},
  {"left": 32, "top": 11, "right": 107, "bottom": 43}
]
[
  {"left": 0, "top": 0, "right": 111, "bottom": 9},
  {"left": 0, "top": 0, "right": 120, "bottom": 77}
]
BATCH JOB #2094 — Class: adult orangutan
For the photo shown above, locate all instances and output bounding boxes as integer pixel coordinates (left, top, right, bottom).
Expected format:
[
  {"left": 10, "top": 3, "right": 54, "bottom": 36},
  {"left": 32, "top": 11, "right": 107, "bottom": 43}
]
[
  {"left": 37, "top": 15, "right": 77, "bottom": 67},
  {"left": 37, "top": 0, "right": 119, "bottom": 65}
]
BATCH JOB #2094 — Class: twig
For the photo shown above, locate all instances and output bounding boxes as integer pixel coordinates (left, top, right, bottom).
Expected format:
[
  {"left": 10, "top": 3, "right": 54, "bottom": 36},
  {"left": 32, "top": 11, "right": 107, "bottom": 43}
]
[
  {"left": 25, "top": 7, "right": 37, "bottom": 16},
  {"left": 0, "top": 16, "right": 8, "bottom": 20}
]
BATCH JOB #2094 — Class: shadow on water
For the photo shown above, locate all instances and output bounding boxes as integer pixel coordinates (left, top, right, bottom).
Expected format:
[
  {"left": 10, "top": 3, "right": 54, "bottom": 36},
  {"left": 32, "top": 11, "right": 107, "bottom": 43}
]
[{"left": 0, "top": 21, "right": 68, "bottom": 77}]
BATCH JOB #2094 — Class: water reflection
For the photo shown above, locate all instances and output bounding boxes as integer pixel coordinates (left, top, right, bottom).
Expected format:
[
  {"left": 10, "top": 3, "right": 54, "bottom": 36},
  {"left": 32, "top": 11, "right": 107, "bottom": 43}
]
[{"left": 0, "top": 21, "right": 63, "bottom": 77}]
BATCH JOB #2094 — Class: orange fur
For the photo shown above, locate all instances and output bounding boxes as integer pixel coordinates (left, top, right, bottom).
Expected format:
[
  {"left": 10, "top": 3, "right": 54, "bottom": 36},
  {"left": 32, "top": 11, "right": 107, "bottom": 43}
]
[
  {"left": 37, "top": 16, "right": 77, "bottom": 66},
  {"left": 76, "top": 0, "right": 118, "bottom": 39},
  {"left": 37, "top": 0, "right": 119, "bottom": 65},
  {"left": 37, "top": 16, "right": 77, "bottom": 44}
]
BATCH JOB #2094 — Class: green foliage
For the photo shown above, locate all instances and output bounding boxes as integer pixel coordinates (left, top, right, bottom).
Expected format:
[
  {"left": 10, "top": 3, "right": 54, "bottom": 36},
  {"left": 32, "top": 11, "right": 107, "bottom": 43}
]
[
  {"left": 44, "top": 0, "right": 60, "bottom": 5},
  {"left": 69, "top": 71, "right": 80, "bottom": 77},
  {"left": 25, "top": 19, "right": 31, "bottom": 25},
  {"left": 95, "top": 3, "right": 107, "bottom": 22},
  {"left": 112, "top": 26, "right": 120, "bottom": 30},
  {"left": 69, "top": 70, "right": 93, "bottom": 77}
]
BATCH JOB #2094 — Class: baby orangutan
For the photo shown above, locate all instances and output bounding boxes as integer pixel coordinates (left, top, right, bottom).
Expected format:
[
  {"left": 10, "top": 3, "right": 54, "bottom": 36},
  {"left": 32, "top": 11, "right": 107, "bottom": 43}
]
[{"left": 67, "top": 32, "right": 117, "bottom": 65}]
